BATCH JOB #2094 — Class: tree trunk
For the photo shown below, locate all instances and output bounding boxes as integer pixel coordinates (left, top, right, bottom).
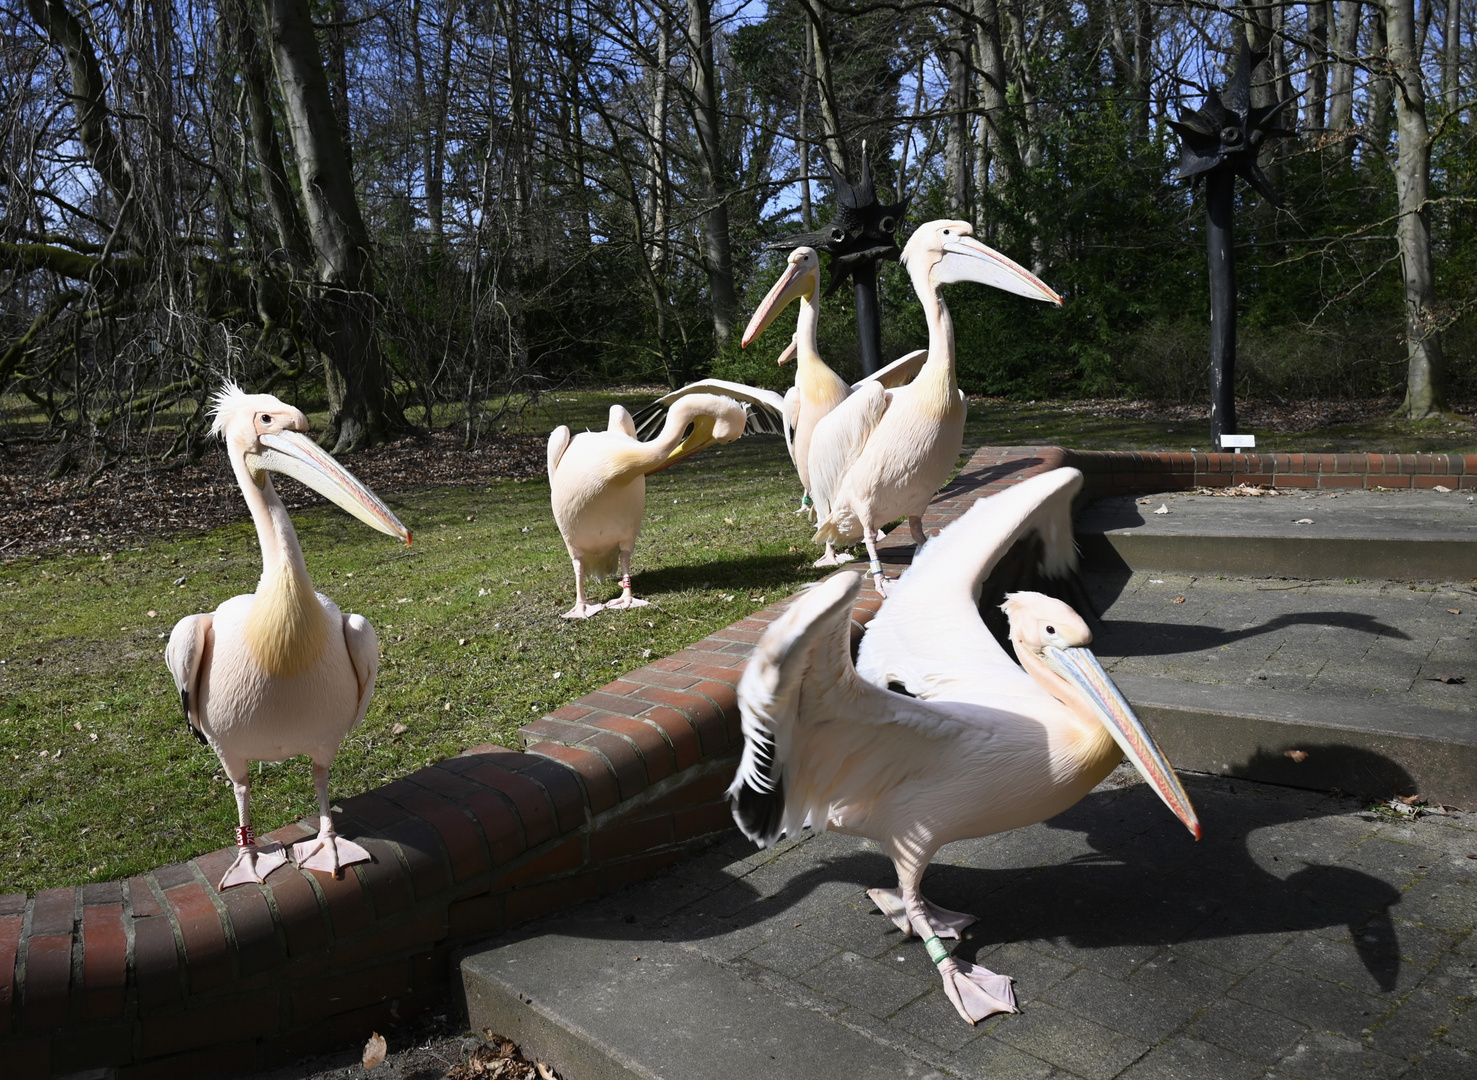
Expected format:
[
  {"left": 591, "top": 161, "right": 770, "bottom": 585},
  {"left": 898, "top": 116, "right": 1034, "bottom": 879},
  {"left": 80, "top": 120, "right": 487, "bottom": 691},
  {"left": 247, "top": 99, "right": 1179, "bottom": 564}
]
[
  {"left": 1383, "top": 0, "right": 1447, "bottom": 418},
  {"left": 1327, "top": 0, "right": 1361, "bottom": 158},
  {"left": 1368, "top": 12, "right": 1395, "bottom": 155},
  {"left": 798, "top": 0, "right": 849, "bottom": 176},
  {"left": 799, "top": 20, "right": 812, "bottom": 227},
  {"left": 1442, "top": 0, "right": 1462, "bottom": 109},
  {"left": 943, "top": 9, "right": 971, "bottom": 218},
  {"left": 258, "top": 0, "right": 391, "bottom": 450},
  {"left": 684, "top": 0, "right": 737, "bottom": 351},
  {"left": 1307, "top": 1, "right": 1329, "bottom": 132}
]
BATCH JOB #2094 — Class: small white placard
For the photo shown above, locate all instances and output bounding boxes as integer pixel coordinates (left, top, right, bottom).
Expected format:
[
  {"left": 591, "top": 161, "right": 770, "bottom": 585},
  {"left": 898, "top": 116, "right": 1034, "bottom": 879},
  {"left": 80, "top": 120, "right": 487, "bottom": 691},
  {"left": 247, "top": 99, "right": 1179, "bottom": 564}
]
[{"left": 1218, "top": 433, "right": 1256, "bottom": 450}]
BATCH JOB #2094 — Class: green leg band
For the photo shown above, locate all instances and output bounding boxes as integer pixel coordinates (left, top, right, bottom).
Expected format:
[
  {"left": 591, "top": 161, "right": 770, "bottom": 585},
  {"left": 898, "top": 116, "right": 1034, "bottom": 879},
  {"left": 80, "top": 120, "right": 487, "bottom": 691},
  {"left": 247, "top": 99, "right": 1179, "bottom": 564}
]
[{"left": 923, "top": 934, "right": 950, "bottom": 965}]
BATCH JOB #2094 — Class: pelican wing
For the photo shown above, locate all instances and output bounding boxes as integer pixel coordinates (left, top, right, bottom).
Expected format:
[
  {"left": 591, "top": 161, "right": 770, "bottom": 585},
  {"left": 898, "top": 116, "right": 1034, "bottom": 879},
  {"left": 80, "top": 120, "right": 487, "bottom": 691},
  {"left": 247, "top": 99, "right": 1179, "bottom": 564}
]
[
  {"left": 781, "top": 385, "right": 800, "bottom": 467},
  {"left": 856, "top": 468, "right": 1090, "bottom": 707},
  {"left": 807, "top": 381, "right": 888, "bottom": 533},
  {"left": 165, "top": 614, "right": 212, "bottom": 745},
  {"left": 729, "top": 572, "right": 985, "bottom": 848},
  {"left": 547, "top": 425, "right": 572, "bottom": 476},
  {"left": 341, "top": 612, "right": 380, "bottom": 731},
  {"left": 632, "top": 380, "right": 787, "bottom": 441},
  {"left": 854, "top": 349, "right": 928, "bottom": 391}
]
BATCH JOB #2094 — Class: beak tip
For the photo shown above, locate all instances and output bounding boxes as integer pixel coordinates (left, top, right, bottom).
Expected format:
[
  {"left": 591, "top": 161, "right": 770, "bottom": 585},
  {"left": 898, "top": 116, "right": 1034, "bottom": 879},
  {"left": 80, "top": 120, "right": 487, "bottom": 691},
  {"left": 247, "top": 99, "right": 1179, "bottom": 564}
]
[{"left": 405, "top": 531, "right": 413, "bottom": 547}]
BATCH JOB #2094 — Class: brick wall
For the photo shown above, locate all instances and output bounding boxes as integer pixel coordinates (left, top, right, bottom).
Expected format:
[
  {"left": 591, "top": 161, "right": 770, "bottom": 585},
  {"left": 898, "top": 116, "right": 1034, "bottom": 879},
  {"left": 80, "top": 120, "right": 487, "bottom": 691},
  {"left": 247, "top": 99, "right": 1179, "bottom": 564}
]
[{"left": 1, "top": 446, "right": 1463, "bottom": 1077}]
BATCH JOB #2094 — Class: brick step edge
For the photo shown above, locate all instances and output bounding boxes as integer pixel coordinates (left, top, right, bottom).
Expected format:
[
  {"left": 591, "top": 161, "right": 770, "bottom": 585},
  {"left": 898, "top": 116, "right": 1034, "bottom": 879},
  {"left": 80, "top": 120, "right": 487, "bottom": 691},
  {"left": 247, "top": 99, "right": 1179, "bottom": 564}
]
[{"left": 2, "top": 446, "right": 1466, "bottom": 1078}]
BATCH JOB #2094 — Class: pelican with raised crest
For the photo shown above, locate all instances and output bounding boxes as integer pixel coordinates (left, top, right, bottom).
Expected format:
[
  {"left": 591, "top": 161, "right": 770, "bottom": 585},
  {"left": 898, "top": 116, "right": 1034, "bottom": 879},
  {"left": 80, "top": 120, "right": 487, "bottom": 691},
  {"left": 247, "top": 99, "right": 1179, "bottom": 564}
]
[
  {"left": 728, "top": 468, "right": 1200, "bottom": 1025},
  {"left": 809, "top": 220, "right": 1061, "bottom": 594},
  {"left": 166, "top": 386, "right": 411, "bottom": 891},
  {"left": 548, "top": 394, "right": 747, "bottom": 619}
]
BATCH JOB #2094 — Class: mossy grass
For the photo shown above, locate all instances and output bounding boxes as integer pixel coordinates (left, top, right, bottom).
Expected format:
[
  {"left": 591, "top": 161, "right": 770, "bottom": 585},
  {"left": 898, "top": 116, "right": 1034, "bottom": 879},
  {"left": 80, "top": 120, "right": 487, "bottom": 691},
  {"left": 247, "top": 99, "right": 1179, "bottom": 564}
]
[{"left": 1, "top": 388, "right": 1472, "bottom": 893}]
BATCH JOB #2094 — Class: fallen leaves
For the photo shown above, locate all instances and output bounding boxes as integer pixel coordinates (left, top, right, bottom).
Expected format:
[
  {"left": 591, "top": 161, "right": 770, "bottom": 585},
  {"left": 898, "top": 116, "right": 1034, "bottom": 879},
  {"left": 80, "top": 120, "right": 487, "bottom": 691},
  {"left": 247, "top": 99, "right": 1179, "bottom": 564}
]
[
  {"left": 445, "top": 1030, "right": 549, "bottom": 1080},
  {"left": 1284, "top": 749, "right": 1308, "bottom": 763},
  {"left": 1449, "top": 608, "right": 1462, "bottom": 615},
  {"left": 1172, "top": 596, "right": 1186, "bottom": 604},
  {"left": 1153, "top": 504, "right": 1169, "bottom": 515},
  {"left": 1294, "top": 518, "right": 1315, "bottom": 525},
  {"left": 1425, "top": 673, "right": 1465, "bottom": 684},
  {"left": 362, "top": 1031, "right": 387, "bottom": 1070}
]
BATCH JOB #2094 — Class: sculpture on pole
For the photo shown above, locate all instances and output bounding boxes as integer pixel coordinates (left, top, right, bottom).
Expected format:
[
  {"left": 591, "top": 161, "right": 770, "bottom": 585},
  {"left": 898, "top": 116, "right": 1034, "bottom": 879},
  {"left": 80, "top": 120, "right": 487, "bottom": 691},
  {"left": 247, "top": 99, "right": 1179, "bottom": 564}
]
[
  {"left": 1168, "top": 39, "right": 1293, "bottom": 449},
  {"left": 769, "top": 145, "right": 908, "bottom": 377}
]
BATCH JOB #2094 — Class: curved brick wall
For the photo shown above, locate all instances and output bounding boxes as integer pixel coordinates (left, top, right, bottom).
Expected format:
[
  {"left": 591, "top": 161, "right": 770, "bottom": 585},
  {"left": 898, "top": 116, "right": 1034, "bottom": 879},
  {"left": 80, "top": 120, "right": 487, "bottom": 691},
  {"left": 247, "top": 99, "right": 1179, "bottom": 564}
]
[{"left": 2, "top": 446, "right": 1470, "bottom": 1078}]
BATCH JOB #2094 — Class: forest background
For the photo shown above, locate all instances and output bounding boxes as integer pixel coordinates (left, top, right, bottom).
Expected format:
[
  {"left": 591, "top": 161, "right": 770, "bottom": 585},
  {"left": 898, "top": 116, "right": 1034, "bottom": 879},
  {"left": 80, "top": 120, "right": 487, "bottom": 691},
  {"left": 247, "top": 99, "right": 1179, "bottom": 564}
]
[{"left": 2, "top": 0, "right": 1474, "bottom": 471}]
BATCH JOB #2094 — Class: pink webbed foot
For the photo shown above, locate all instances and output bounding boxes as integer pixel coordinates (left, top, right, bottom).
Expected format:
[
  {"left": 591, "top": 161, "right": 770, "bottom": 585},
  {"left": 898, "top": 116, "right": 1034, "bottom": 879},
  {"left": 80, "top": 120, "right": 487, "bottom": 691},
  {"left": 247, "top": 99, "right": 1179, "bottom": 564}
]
[
  {"left": 293, "top": 834, "right": 371, "bottom": 879},
  {"left": 218, "top": 842, "right": 288, "bottom": 890},
  {"left": 938, "top": 955, "right": 1018, "bottom": 1024},
  {"left": 812, "top": 548, "right": 854, "bottom": 568},
  {"left": 562, "top": 601, "right": 605, "bottom": 619},
  {"left": 603, "top": 595, "right": 649, "bottom": 611},
  {"left": 868, "top": 887, "right": 977, "bottom": 940}
]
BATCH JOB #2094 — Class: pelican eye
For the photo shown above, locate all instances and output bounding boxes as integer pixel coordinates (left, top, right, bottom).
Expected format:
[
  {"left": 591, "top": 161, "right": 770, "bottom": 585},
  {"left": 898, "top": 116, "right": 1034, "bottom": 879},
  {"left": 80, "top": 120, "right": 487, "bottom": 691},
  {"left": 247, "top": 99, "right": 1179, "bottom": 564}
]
[
  {"left": 260, "top": 413, "right": 272, "bottom": 425},
  {"left": 1045, "top": 625, "right": 1056, "bottom": 635}
]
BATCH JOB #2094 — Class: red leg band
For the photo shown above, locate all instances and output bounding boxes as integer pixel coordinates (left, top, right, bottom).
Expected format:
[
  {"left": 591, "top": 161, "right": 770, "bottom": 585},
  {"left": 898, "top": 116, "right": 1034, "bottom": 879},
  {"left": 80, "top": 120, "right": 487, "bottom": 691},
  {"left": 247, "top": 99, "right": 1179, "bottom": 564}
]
[{"left": 236, "top": 825, "right": 255, "bottom": 848}]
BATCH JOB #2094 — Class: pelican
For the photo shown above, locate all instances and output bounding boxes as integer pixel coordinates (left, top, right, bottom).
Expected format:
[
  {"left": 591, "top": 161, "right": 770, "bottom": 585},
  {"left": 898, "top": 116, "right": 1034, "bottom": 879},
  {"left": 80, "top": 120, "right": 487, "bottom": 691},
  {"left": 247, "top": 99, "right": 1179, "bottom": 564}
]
[
  {"left": 548, "top": 393, "right": 746, "bottom": 619},
  {"left": 166, "top": 386, "right": 410, "bottom": 891},
  {"left": 635, "top": 247, "right": 927, "bottom": 566},
  {"left": 809, "top": 220, "right": 1061, "bottom": 593},
  {"left": 727, "top": 468, "right": 1200, "bottom": 1025}
]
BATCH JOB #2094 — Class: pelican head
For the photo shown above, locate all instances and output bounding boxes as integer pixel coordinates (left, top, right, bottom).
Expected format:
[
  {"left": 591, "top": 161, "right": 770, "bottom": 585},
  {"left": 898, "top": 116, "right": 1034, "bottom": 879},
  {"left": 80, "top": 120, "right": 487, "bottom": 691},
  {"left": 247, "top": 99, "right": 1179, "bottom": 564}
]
[
  {"left": 901, "top": 221, "right": 1062, "bottom": 306},
  {"left": 210, "top": 384, "right": 410, "bottom": 544},
  {"left": 742, "top": 247, "right": 821, "bottom": 351},
  {"left": 648, "top": 393, "right": 747, "bottom": 474},
  {"left": 1003, "top": 591, "right": 1200, "bottom": 839}
]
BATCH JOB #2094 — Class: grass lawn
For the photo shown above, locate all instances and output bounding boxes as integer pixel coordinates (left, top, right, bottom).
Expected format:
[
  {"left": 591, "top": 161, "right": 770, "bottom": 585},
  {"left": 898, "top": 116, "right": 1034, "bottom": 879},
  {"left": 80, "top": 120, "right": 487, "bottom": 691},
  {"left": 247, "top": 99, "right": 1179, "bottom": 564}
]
[{"left": 1, "top": 388, "right": 1472, "bottom": 894}]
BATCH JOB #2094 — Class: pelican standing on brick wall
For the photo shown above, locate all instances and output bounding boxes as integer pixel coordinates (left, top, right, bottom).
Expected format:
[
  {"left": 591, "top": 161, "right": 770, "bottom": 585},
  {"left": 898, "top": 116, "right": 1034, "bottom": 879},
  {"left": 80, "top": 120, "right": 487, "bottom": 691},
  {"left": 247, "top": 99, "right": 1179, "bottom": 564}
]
[
  {"left": 548, "top": 394, "right": 747, "bottom": 619},
  {"left": 728, "top": 469, "right": 1200, "bottom": 1024},
  {"left": 166, "top": 386, "right": 411, "bottom": 891},
  {"left": 809, "top": 220, "right": 1062, "bottom": 594}
]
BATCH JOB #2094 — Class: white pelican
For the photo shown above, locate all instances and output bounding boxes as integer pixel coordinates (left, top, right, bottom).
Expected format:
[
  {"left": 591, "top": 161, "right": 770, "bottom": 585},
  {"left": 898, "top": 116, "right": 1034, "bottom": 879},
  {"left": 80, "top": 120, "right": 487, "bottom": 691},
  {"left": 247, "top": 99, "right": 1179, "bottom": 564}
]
[
  {"left": 166, "top": 386, "right": 410, "bottom": 891},
  {"left": 728, "top": 468, "right": 1200, "bottom": 1025},
  {"left": 548, "top": 394, "right": 746, "bottom": 619},
  {"left": 635, "top": 247, "right": 926, "bottom": 566},
  {"left": 809, "top": 220, "right": 1061, "bottom": 593}
]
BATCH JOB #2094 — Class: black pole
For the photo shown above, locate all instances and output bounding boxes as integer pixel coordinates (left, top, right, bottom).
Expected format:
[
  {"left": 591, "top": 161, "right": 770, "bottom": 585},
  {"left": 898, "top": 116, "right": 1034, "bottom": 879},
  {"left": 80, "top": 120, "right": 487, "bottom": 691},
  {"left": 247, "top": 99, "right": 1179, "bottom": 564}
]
[
  {"left": 853, "top": 262, "right": 882, "bottom": 376},
  {"left": 1206, "top": 170, "right": 1236, "bottom": 448}
]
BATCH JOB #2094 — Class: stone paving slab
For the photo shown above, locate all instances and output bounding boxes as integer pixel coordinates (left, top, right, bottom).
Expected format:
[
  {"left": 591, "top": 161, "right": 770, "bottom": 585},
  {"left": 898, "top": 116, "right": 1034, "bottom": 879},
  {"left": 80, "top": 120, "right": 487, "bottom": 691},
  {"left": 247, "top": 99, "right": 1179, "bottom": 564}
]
[
  {"left": 461, "top": 769, "right": 1477, "bottom": 1080},
  {"left": 1077, "top": 489, "right": 1477, "bottom": 580}
]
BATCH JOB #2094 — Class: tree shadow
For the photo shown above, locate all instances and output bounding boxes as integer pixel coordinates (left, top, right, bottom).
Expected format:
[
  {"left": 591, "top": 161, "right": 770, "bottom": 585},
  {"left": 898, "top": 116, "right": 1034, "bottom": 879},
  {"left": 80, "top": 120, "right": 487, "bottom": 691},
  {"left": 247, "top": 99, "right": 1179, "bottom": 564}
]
[
  {"left": 1093, "top": 609, "right": 1412, "bottom": 656},
  {"left": 515, "top": 769, "right": 1408, "bottom": 995}
]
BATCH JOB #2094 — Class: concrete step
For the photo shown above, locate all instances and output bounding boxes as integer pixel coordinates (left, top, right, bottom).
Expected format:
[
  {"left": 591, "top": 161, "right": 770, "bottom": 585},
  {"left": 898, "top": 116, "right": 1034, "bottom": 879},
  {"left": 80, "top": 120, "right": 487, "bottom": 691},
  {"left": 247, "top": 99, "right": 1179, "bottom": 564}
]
[
  {"left": 1078, "top": 488, "right": 1477, "bottom": 580},
  {"left": 458, "top": 914, "right": 949, "bottom": 1080},
  {"left": 1087, "top": 569, "right": 1476, "bottom": 806}
]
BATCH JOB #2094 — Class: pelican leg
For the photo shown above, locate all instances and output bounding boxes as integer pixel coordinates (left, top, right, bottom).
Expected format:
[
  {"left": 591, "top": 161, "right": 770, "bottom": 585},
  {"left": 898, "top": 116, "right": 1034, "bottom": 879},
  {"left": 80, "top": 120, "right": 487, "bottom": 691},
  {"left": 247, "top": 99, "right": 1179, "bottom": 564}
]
[
  {"left": 909, "top": 516, "right": 928, "bottom": 549},
  {"left": 863, "top": 529, "right": 889, "bottom": 595},
  {"left": 812, "top": 541, "right": 855, "bottom": 568},
  {"left": 867, "top": 886, "right": 977, "bottom": 940},
  {"left": 562, "top": 556, "right": 605, "bottom": 619},
  {"left": 604, "top": 549, "right": 649, "bottom": 611},
  {"left": 217, "top": 757, "right": 288, "bottom": 890},
  {"left": 903, "top": 885, "right": 1016, "bottom": 1024},
  {"left": 292, "top": 761, "right": 371, "bottom": 879},
  {"left": 794, "top": 493, "right": 816, "bottom": 520}
]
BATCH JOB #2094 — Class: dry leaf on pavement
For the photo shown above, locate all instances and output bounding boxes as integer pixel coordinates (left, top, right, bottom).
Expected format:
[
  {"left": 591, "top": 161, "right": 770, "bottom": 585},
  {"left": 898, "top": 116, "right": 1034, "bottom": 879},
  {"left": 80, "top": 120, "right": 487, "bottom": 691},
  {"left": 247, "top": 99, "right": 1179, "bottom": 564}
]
[{"left": 362, "top": 1032, "right": 387, "bottom": 1070}]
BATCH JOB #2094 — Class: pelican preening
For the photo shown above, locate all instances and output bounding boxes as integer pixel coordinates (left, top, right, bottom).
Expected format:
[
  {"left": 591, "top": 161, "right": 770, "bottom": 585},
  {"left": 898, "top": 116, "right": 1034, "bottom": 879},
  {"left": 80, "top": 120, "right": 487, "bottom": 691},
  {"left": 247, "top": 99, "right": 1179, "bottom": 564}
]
[
  {"left": 810, "top": 220, "right": 1062, "bottom": 594},
  {"left": 548, "top": 394, "right": 747, "bottom": 619},
  {"left": 166, "top": 386, "right": 411, "bottom": 891},
  {"left": 728, "top": 468, "right": 1199, "bottom": 1025}
]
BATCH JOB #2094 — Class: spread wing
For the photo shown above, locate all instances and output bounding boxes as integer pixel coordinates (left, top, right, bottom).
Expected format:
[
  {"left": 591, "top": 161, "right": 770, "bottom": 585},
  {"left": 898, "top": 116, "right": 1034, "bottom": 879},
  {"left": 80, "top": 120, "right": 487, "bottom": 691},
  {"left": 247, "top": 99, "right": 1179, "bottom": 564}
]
[
  {"left": 728, "top": 572, "right": 988, "bottom": 848},
  {"left": 164, "top": 614, "right": 212, "bottom": 745},
  {"left": 855, "top": 349, "right": 928, "bottom": 391},
  {"left": 632, "top": 380, "right": 787, "bottom": 441},
  {"left": 856, "top": 467, "right": 1092, "bottom": 709}
]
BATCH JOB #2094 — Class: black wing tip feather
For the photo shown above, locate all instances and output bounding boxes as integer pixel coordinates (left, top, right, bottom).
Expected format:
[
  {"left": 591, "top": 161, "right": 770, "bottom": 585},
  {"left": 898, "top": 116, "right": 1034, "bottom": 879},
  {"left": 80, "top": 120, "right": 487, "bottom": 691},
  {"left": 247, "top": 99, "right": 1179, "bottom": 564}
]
[
  {"left": 180, "top": 690, "right": 207, "bottom": 744},
  {"left": 732, "top": 777, "right": 785, "bottom": 848}
]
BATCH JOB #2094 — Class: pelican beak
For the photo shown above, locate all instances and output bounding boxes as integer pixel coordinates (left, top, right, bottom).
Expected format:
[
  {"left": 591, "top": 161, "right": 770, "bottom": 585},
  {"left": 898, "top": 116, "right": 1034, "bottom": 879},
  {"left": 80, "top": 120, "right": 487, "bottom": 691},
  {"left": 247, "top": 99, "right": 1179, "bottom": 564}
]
[
  {"left": 1042, "top": 645, "right": 1200, "bottom": 839},
  {"left": 742, "top": 260, "right": 814, "bottom": 347},
  {"left": 647, "top": 414, "right": 720, "bottom": 474},
  {"left": 938, "top": 236, "right": 1063, "bottom": 306},
  {"left": 247, "top": 430, "right": 412, "bottom": 545},
  {"left": 777, "top": 337, "right": 798, "bottom": 366}
]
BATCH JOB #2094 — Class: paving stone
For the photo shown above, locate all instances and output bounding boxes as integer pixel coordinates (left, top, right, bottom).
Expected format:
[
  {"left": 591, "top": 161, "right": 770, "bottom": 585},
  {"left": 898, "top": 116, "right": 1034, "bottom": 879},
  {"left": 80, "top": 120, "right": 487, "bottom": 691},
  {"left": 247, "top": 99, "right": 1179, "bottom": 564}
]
[
  {"left": 1401, "top": 1045, "right": 1477, "bottom": 1080},
  {"left": 945, "top": 1033, "right": 1059, "bottom": 1079},
  {"left": 740, "top": 928, "right": 840, "bottom": 978},
  {"left": 1115, "top": 1033, "right": 1266, "bottom": 1080},
  {"left": 1363, "top": 987, "right": 1467, "bottom": 1061},
  {"left": 1189, "top": 998, "right": 1309, "bottom": 1065},
  {"left": 991, "top": 1000, "right": 1150, "bottom": 1080},
  {"left": 1042, "top": 968, "right": 1199, "bottom": 1043},
  {"left": 799, "top": 950, "right": 931, "bottom": 1016},
  {"left": 1230, "top": 964, "right": 1389, "bottom": 1040},
  {"left": 1272, "top": 1030, "right": 1407, "bottom": 1079}
]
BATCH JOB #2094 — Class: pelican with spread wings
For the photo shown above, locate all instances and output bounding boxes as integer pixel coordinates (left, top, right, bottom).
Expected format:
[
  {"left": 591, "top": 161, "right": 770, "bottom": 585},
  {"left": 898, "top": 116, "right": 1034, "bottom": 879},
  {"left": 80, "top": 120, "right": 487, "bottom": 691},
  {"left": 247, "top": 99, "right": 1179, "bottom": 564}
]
[{"left": 728, "top": 468, "right": 1200, "bottom": 1024}]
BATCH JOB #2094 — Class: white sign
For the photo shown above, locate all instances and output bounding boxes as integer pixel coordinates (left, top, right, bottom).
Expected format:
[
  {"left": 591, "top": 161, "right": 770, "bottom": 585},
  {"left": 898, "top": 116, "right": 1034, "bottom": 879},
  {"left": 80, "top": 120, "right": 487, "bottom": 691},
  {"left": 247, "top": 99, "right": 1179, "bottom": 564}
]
[{"left": 1218, "top": 433, "right": 1256, "bottom": 450}]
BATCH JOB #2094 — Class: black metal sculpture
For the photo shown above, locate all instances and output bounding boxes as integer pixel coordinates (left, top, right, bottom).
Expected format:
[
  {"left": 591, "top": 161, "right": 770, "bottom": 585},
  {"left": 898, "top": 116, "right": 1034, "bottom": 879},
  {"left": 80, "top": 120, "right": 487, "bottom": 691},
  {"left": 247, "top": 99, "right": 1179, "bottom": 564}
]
[
  {"left": 769, "top": 146, "right": 908, "bottom": 376},
  {"left": 1168, "top": 39, "right": 1293, "bottom": 449}
]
